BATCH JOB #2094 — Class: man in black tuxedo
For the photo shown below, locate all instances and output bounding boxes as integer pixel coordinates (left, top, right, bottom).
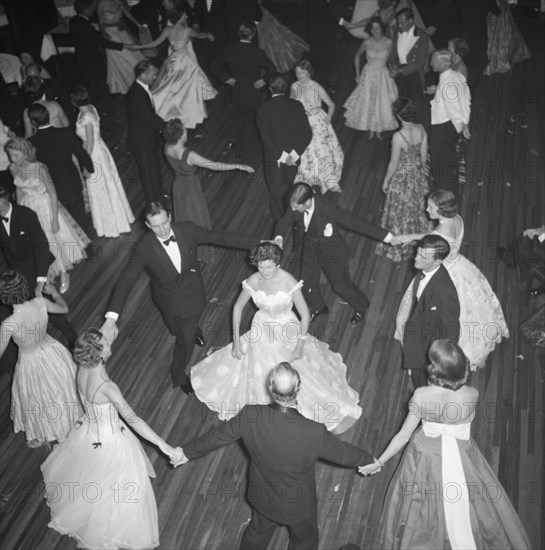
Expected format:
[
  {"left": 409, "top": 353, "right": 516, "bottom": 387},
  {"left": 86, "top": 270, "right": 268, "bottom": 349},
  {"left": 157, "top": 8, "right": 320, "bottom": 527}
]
[
  {"left": 212, "top": 21, "right": 276, "bottom": 166},
  {"left": 256, "top": 73, "right": 312, "bottom": 221},
  {"left": 69, "top": 0, "right": 125, "bottom": 109},
  {"left": 28, "top": 104, "right": 93, "bottom": 236},
  {"left": 194, "top": 0, "right": 227, "bottom": 75},
  {"left": 388, "top": 8, "right": 432, "bottom": 125},
  {"left": 0, "top": 187, "right": 77, "bottom": 369},
  {"left": 126, "top": 60, "right": 169, "bottom": 203},
  {"left": 275, "top": 183, "right": 393, "bottom": 325},
  {"left": 102, "top": 202, "right": 255, "bottom": 394},
  {"left": 400, "top": 234, "right": 460, "bottom": 389},
  {"left": 171, "top": 362, "right": 374, "bottom": 550}
]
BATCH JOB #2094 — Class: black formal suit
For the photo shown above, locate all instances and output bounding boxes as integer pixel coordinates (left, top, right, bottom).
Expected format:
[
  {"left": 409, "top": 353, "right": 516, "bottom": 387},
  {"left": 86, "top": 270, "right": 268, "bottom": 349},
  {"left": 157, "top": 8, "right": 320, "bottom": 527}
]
[
  {"left": 194, "top": 0, "right": 227, "bottom": 77},
  {"left": 389, "top": 25, "right": 431, "bottom": 124},
  {"left": 0, "top": 204, "right": 76, "bottom": 371},
  {"left": 183, "top": 403, "right": 372, "bottom": 550},
  {"left": 69, "top": 14, "right": 124, "bottom": 107},
  {"left": 402, "top": 264, "right": 460, "bottom": 388},
  {"left": 108, "top": 221, "right": 255, "bottom": 386},
  {"left": 30, "top": 126, "right": 93, "bottom": 235},
  {"left": 126, "top": 80, "right": 166, "bottom": 203},
  {"left": 256, "top": 94, "right": 312, "bottom": 220},
  {"left": 275, "top": 195, "right": 389, "bottom": 315},
  {"left": 212, "top": 40, "right": 276, "bottom": 165}
]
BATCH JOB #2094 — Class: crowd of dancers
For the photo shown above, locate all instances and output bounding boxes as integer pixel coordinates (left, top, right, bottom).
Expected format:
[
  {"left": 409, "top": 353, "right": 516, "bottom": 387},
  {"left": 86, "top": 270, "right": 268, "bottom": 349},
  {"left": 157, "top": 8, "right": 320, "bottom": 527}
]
[{"left": 0, "top": 0, "right": 537, "bottom": 549}]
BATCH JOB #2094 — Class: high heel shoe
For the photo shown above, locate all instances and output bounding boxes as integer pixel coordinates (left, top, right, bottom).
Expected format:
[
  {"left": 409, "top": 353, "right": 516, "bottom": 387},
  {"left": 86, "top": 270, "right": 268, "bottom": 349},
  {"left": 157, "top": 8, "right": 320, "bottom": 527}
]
[{"left": 59, "top": 272, "right": 70, "bottom": 294}]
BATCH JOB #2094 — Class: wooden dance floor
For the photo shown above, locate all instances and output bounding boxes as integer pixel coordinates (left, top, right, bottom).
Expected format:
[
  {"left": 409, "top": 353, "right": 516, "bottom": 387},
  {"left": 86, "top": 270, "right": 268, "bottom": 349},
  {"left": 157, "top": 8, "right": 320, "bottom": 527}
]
[{"left": 0, "top": 11, "right": 543, "bottom": 550}]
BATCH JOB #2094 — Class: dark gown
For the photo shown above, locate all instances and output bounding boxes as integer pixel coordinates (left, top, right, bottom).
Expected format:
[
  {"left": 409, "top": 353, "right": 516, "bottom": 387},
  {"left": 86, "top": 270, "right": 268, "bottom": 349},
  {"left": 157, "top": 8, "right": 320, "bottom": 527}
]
[{"left": 166, "top": 148, "right": 211, "bottom": 228}]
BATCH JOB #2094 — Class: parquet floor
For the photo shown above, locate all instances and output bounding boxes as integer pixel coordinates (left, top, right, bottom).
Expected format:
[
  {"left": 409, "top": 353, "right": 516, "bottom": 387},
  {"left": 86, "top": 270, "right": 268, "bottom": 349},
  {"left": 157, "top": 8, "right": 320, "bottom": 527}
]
[{"left": 0, "top": 10, "right": 543, "bottom": 550}]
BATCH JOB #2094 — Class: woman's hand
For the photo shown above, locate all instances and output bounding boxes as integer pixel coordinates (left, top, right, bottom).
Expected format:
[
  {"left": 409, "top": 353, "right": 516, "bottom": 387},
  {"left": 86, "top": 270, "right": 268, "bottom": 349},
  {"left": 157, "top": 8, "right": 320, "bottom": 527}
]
[
  {"left": 232, "top": 341, "right": 245, "bottom": 359},
  {"left": 208, "top": 33, "right": 215, "bottom": 42},
  {"left": 237, "top": 164, "right": 255, "bottom": 173},
  {"left": 358, "top": 458, "right": 383, "bottom": 476},
  {"left": 158, "top": 441, "right": 176, "bottom": 458},
  {"left": 51, "top": 218, "right": 60, "bottom": 234},
  {"left": 43, "top": 282, "right": 60, "bottom": 297},
  {"left": 381, "top": 178, "right": 389, "bottom": 193},
  {"left": 289, "top": 340, "right": 305, "bottom": 362}
]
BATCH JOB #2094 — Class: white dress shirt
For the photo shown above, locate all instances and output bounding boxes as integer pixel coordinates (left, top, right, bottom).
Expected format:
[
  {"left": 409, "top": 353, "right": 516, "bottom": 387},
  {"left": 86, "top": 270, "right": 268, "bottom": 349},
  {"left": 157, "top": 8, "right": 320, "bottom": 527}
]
[
  {"left": 206, "top": 0, "right": 213, "bottom": 12},
  {"left": 397, "top": 25, "right": 418, "bottom": 65},
  {"left": 2, "top": 202, "right": 12, "bottom": 237},
  {"left": 431, "top": 69, "right": 471, "bottom": 132},
  {"left": 160, "top": 231, "right": 182, "bottom": 273},
  {"left": 416, "top": 265, "right": 441, "bottom": 300},
  {"left": 303, "top": 199, "right": 316, "bottom": 231}
]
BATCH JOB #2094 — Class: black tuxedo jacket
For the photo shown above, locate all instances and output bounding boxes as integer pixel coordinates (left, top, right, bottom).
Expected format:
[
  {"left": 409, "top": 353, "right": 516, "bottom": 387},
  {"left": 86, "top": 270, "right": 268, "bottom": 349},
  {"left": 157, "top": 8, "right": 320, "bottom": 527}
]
[
  {"left": 211, "top": 41, "right": 276, "bottom": 107},
  {"left": 275, "top": 196, "right": 388, "bottom": 264},
  {"left": 389, "top": 25, "right": 431, "bottom": 89},
  {"left": 29, "top": 127, "right": 93, "bottom": 200},
  {"left": 402, "top": 264, "right": 460, "bottom": 370},
  {"left": 126, "top": 81, "right": 166, "bottom": 152},
  {"left": 256, "top": 95, "right": 312, "bottom": 162},
  {"left": 184, "top": 403, "right": 372, "bottom": 524},
  {"left": 108, "top": 222, "right": 255, "bottom": 329},
  {"left": 69, "top": 14, "right": 124, "bottom": 79},
  {"left": 0, "top": 204, "right": 54, "bottom": 285},
  {"left": 194, "top": 0, "right": 226, "bottom": 41}
]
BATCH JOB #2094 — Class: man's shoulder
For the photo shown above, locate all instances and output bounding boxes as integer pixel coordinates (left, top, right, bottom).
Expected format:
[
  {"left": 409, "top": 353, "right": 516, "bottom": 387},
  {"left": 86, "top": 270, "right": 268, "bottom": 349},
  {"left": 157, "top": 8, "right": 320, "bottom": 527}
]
[{"left": 11, "top": 204, "right": 38, "bottom": 222}]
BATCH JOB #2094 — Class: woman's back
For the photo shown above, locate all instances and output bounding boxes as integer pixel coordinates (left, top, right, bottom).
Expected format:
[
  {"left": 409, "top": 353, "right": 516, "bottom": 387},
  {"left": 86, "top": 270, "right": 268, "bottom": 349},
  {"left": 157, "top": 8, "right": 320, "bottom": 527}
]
[{"left": 413, "top": 385, "right": 478, "bottom": 425}]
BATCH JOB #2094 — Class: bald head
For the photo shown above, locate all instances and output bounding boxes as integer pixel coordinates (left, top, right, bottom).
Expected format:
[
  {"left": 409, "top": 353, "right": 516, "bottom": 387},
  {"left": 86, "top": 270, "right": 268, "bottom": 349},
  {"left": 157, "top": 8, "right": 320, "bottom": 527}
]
[{"left": 268, "top": 362, "right": 301, "bottom": 405}]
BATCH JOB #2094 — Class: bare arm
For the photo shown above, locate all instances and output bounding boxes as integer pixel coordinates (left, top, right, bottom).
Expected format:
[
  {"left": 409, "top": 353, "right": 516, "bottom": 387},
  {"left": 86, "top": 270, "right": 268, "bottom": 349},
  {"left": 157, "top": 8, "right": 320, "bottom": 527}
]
[
  {"left": 134, "top": 27, "right": 168, "bottom": 49},
  {"left": 190, "top": 29, "right": 214, "bottom": 41},
  {"left": 187, "top": 151, "right": 254, "bottom": 173},
  {"left": 101, "top": 382, "right": 176, "bottom": 457},
  {"left": 39, "top": 164, "right": 59, "bottom": 232},
  {"left": 317, "top": 83, "right": 335, "bottom": 119},
  {"left": 231, "top": 287, "right": 252, "bottom": 359},
  {"left": 83, "top": 122, "right": 94, "bottom": 156},
  {"left": 55, "top": 102, "right": 69, "bottom": 127},
  {"left": 382, "top": 133, "right": 402, "bottom": 192},
  {"left": 354, "top": 40, "right": 366, "bottom": 80},
  {"left": 23, "top": 109, "right": 34, "bottom": 138},
  {"left": 290, "top": 286, "right": 310, "bottom": 362},
  {"left": 38, "top": 284, "right": 69, "bottom": 314},
  {"left": 420, "top": 127, "right": 428, "bottom": 165},
  {"left": 0, "top": 322, "right": 14, "bottom": 358}
]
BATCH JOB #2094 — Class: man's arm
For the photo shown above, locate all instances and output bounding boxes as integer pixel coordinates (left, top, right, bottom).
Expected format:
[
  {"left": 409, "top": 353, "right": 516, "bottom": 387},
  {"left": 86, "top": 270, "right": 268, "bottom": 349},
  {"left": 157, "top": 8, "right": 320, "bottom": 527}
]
[
  {"left": 293, "top": 102, "right": 312, "bottom": 156},
  {"left": 399, "top": 31, "right": 430, "bottom": 76},
  {"left": 127, "top": 89, "right": 166, "bottom": 131},
  {"left": 318, "top": 426, "right": 373, "bottom": 467},
  {"left": 273, "top": 209, "right": 297, "bottom": 245},
  {"left": 71, "top": 133, "right": 94, "bottom": 173},
  {"left": 439, "top": 277, "right": 461, "bottom": 343},
  {"left": 26, "top": 209, "right": 52, "bottom": 279},
  {"left": 188, "top": 222, "right": 257, "bottom": 250}
]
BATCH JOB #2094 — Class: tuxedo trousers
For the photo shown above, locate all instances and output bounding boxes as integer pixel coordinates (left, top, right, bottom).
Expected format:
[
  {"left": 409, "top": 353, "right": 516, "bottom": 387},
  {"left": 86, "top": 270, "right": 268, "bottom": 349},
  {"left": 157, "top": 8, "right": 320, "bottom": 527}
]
[
  {"left": 395, "top": 70, "right": 425, "bottom": 124},
  {"left": 131, "top": 145, "right": 165, "bottom": 203},
  {"left": 430, "top": 120, "right": 460, "bottom": 195},
  {"left": 239, "top": 507, "right": 319, "bottom": 550},
  {"left": 57, "top": 186, "right": 90, "bottom": 236},
  {"left": 262, "top": 161, "right": 298, "bottom": 221},
  {"left": 231, "top": 103, "right": 262, "bottom": 168},
  {"left": 170, "top": 312, "right": 202, "bottom": 387},
  {"left": 301, "top": 236, "right": 369, "bottom": 313}
]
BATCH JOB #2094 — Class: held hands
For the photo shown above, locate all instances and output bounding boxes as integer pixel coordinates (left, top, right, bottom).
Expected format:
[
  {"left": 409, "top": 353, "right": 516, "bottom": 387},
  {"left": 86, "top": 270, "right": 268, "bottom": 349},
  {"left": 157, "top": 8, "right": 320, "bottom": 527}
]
[
  {"left": 424, "top": 85, "right": 437, "bottom": 95},
  {"left": 43, "top": 282, "right": 60, "bottom": 297},
  {"left": 208, "top": 33, "right": 215, "bottom": 42},
  {"left": 226, "top": 78, "right": 237, "bottom": 86},
  {"left": 170, "top": 447, "right": 189, "bottom": 468},
  {"left": 100, "top": 318, "right": 119, "bottom": 345},
  {"left": 358, "top": 458, "right": 383, "bottom": 476},
  {"left": 35, "top": 281, "right": 45, "bottom": 297},
  {"left": 254, "top": 79, "right": 266, "bottom": 89},
  {"left": 273, "top": 236, "right": 283, "bottom": 250},
  {"left": 232, "top": 341, "right": 245, "bottom": 359}
]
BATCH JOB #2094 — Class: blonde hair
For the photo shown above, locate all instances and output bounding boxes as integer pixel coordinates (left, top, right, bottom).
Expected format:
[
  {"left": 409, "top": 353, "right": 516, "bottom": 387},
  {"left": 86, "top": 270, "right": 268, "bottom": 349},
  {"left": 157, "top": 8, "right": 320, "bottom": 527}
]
[{"left": 5, "top": 137, "right": 37, "bottom": 163}]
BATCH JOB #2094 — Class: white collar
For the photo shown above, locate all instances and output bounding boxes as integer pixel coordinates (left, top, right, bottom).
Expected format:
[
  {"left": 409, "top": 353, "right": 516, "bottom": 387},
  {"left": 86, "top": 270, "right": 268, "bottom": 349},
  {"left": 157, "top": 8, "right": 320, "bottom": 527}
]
[
  {"left": 136, "top": 79, "right": 152, "bottom": 93},
  {"left": 422, "top": 264, "right": 441, "bottom": 279},
  {"left": 38, "top": 124, "right": 52, "bottom": 130}
]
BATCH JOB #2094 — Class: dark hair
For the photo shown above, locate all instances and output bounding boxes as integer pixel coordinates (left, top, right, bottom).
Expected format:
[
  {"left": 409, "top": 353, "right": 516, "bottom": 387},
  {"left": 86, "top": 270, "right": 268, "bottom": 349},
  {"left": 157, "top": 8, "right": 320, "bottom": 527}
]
[
  {"left": 427, "top": 340, "right": 469, "bottom": 390},
  {"left": 365, "top": 16, "right": 387, "bottom": 36},
  {"left": 295, "top": 59, "right": 314, "bottom": 78},
  {"left": 70, "top": 86, "right": 92, "bottom": 107},
  {"left": 28, "top": 102, "right": 50, "bottom": 127},
  {"left": 144, "top": 201, "right": 168, "bottom": 219},
  {"left": 289, "top": 182, "right": 314, "bottom": 206},
  {"left": 22, "top": 76, "right": 45, "bottom": 102},
  {"left": 74, "top": 328, "right": 104, "bottom": 369},
  {"left": 74, "top": 0, "right": 95, "bottom": 16},
  {"left": 429, "top": 189, "right": 458, "bottom": 218},
  {"left": 238, "top": 21, "right": 257, "bottom": 40},
  {"left": 249, "top": 242, "right": 283, "bottom": 266},
  {"left": 167, "top": 0, "right": 191, "bottom": 24},
  {"left": 269, "top": 73, "right": 289, "bottom": 95},
  {"left": 163, "top": 118, "right": 185, "bottom": 145},
  {"left": 450, "top": 37, "right": 470, "bottom": 58},
  {"left": 0, "top": 186, "right": 11, "bottom": 201},
  {"left": 24, "top": 62, "right": 42, "bottom": 75},
  {"left": 418, "top": 234, "right": 450, "bottom": 261},
  {"left": 0, "top": 270, "right": 30, "bottom": 305},
  {"left": 396, "top": 7, "right": 414, "bottom": 20},
  {"left": 5, "top": 137, "right": 37, "bottom": 163},
  {"left": 268, "top": 362, "right": 301, "bottom": 404},
  {"left": 134, "top": 59, "right": 156, "bottom": 79},
  {"left": 393, "top": 98, "right": 418, "bottom": 122}
]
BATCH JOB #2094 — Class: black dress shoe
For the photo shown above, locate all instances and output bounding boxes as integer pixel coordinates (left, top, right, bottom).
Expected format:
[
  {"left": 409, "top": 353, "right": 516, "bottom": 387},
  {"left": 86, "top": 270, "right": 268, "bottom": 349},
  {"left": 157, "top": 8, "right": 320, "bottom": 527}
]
[
  {"left": 180, "top": 380, "right": 194, "bottom": 395},
  {"left": 195, "top": 327, "right": 205, "bottom": 347},
  {"left": 350, "top": 310, "right": 367, "bottom": 325},
  {"left": 310, "top": 306, "right": 329, "bottom": 323}
]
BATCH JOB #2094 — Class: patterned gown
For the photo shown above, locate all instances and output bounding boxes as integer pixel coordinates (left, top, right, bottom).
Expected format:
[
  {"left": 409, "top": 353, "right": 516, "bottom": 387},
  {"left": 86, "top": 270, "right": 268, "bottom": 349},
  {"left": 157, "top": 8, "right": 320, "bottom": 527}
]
[
  {"left": 76, "top": 106, "right": 134, "bottom": 238},
  {"left": 292, "top": 80, "right": 344, "bottom": 194},
  {"left": 344, "top": 37, "right": 398, "bottom": 132},
  {"left": 395, "top": 217, "right": 510, "bottom": 369},
  {"left": 152, "top": 27, "right": 217, "bottom": 129},
  {"left": 375, "top": 131, "right": 433, "bottom": 262},
  {"left": 41, "top": 381, "right": 159, "bottom": 549},
  {"left": 191, "top": 280, "right": 362, "bottom": 434},
  {"left": 13, "top": 162, "right": 90, "bottom": 277},
  {"left": 9, "top": 297, "right": 81, "bottom": 443}
]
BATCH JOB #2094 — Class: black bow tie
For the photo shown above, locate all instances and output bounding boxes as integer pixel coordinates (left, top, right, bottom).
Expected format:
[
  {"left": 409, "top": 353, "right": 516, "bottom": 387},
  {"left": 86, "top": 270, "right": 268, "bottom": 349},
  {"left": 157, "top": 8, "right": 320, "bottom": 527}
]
[
  {"left": 1, "top": 217, "right": 8, "bottom": 223},
  {"left": 162, "top": 236, "right": 176, "bottom": 246}
]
